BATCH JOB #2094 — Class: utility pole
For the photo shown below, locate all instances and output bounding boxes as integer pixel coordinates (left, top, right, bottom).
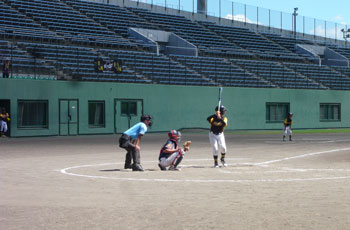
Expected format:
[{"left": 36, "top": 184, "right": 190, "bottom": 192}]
[
  {"left": 293, "top": 7, "right": 298, "bottom": 38},
  {"left": 341, "top": 28, "right": 350, "bottom": 47}
]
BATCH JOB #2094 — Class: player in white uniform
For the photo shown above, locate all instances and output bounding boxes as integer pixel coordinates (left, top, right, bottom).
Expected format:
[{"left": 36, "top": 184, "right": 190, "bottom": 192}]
[{"left": 207, "top": 105, "right": 228, "bottom": 168}]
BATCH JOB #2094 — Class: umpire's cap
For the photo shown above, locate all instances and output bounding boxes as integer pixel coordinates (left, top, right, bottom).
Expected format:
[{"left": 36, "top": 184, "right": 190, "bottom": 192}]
[
  {"left": 140, "top": 114, "right": 152, "bottom": 126},
  {"left": 215, "top": 105, "right": 227, "bottom": 113}
]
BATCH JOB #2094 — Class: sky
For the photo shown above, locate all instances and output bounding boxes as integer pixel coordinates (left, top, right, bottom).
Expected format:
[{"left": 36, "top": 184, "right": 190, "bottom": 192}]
[{"left": 230, "top": 0, "right": 350, "bottom": 25}]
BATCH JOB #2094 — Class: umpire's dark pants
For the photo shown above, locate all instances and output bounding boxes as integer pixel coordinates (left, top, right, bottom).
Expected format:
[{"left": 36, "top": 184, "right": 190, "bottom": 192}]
[{"left": 119, "top": 134, "right": 140, "bottom": 166}]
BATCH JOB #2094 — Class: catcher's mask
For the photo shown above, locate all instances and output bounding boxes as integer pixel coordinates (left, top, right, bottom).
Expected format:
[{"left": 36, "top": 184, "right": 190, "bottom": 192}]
[
  {"left": 168, "top": 130, "right": 181, "bottom": 142},
  {"left": 140, "top": 114, "right": 152, "bottom": 127},
  {"left": 215, "top": 105, "right": 227, "bottom": 113}
]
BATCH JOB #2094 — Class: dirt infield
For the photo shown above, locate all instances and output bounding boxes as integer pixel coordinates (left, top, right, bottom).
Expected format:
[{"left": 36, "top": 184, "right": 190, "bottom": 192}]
[{"left": 1, "top": 131, "right": 350, "bottom": 230}]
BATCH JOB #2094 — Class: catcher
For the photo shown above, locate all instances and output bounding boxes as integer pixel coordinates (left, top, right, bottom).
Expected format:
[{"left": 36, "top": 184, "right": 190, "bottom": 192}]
[{"left": 158, "top": 130, "right": 191, "bottom": 171}]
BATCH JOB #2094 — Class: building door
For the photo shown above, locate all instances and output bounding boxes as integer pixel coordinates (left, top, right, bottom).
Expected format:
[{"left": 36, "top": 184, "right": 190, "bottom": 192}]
[
  {"left": 59, "top": 99, "right": 78, "bottom": 136},
  {"left": 0, "top": 99, "right": 10, "bottom": 136},
  {"left": 115, "top": 99, "right": 143, "bottom": 133}
]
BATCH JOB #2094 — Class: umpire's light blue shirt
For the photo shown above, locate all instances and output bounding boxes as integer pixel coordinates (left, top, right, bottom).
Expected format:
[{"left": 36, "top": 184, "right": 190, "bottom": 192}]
[{"left": 124, "top": 122, "right": 147, "bottom": 139}]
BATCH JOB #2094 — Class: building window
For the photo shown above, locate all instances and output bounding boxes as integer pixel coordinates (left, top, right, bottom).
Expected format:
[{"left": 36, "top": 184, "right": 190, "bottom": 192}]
[
  {"left": 320, "top": 103, "right": 340, "bottom": 121},
  {"left": 88, "top": 101, "right": 105, "bottom": 127},
  {"left": 121, "top": 101, "right": 137, "bottom": 116},
  {"left": 18, "top": 100, "right": 48, "bottom": 128},
  {"left": 266, "top": 103, "right": 290, "bottom": 122}
]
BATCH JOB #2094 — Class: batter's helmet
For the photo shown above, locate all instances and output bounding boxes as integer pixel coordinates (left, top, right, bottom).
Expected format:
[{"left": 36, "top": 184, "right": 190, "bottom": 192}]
[
  {"left": 168, "top": 130, "right": 181, "bottom": 142},
  {"left": 215, "top": 105, "right": 227, "bottom": 113}
]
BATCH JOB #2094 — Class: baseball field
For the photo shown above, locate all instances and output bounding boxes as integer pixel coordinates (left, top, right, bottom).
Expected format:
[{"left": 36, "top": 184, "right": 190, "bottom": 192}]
[{"left": 1, "top": 130, "right": 350, "bottom": 230}]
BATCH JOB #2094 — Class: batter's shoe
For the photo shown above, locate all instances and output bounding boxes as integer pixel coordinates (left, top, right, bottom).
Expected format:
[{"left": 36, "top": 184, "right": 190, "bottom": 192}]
[
  {"left": 132, "top": 164, "right": 144, "bottom": 171},
  {"left": 283, "top": 136, "right": 285, "bottom": 141},
  {"left": 158, "top": 163, "right": 167, "bottom": 171},
  {"left": 221, "top": 158, "right": 227, "bottom": 167},
  {"left": 214, "top": 162, "right": 219, "bottom": 168},
  {"left": 289, "top": 136, "right": 292, "bottom": 141}
]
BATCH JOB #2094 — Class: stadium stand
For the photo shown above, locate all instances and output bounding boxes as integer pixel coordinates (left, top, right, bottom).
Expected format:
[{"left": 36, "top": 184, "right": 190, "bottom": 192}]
[
  {"left": 6, "top": 0, "right": 136, "bottom": 48},
  {"left": 285, "top": 62, "right": 350, "bottom": 90},
  {"left": 0, "top": 0, "right": 61, "bottom": 42},
  {"left": 171, "top": 55, "right": 274, "bottom": 88},
  {"left": 17, "top": 41, "right": 147, "bottom": 82},
  {"left": 105, "top": 49, "right": 215, "bottom": 85},
  {"left": 198, "top": 21, "right": 305, "bottom": 62},
  {"left": 1, "top": 0, "right": 350, "bottom": 90},
  {"left": 261, "top": 32, "right": 318, "bottom": 62},
  {"left": 64, "top": 0, "right": 158, "bottom": 50},
  {"left": 127, "top": 7, "right": 251, "bottom": 58},
  {"left": 0, "top": 39, "right": 56, "bottom": 79},
  {"left": 231, "top": 58, "right": 324, "bottom": 89}
]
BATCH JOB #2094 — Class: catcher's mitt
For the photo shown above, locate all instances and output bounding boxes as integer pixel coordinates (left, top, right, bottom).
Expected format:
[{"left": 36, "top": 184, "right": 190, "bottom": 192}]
[{"left": 183, "top": 141, "right": 191, "bottom": 152}]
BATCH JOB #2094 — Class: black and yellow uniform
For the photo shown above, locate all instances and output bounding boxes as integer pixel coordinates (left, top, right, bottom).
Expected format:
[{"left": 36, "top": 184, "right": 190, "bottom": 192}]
[
  {"left": 207, "top": 114, "right": 228, "bottom": 135},
  {"left": 283, "top": 113, "right": 293, "bottom": 141},
  {"left": 284, "top": 117, "right": 292, "bottom": 127}
]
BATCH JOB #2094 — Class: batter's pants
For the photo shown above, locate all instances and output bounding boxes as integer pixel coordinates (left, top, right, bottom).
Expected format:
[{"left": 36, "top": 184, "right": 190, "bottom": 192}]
[
  {"left": 119, "top": 134, "right": 140, "bottom": 166},
  {"left": 283, "top": 126, "right": 292, "bottom": 136},
  {"left": 0, "top": 120, "right": 8, "bottom": 133},
  {"left": 209, "top": 132, "right": 227, "bottom": 157}
]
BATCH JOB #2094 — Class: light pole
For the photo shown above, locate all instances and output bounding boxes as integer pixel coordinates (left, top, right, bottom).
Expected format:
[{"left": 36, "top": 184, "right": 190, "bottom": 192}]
[
  {"left": 293, "top": 7, "right": 298, "bottom": 38},
  {"left": 341, "top": 28, "right": 350, "bottom": 44}
]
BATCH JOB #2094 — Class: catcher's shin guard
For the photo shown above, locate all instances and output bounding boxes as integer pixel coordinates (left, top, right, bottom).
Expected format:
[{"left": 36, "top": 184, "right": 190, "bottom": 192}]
[{"left": 174, "top": 156, "right": 183, "bottom": 168}]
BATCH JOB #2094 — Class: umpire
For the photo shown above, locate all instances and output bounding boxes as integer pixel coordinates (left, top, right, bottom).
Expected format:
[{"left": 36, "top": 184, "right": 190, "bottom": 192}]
[{"left": 119, "top": 115, "right": 152, "bottom": 171}]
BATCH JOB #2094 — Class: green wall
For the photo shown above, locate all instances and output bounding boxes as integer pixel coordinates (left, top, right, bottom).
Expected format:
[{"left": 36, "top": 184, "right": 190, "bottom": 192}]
[{"left": 0, "top": 79, "right": 349, "bottom": 137}]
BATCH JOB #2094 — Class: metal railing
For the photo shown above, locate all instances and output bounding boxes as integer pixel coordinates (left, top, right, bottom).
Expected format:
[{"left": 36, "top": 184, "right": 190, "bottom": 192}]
[{"left": 88, "top": 0, "right": 350, "bottom": 46}]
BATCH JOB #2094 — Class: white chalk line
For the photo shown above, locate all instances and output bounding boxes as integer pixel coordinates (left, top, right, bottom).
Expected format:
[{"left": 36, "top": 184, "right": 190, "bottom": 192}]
[
  {"left": 254, "top": 147, "right": 350, "bottom": 166},
  {"left": 321, "top": 139, "right": 350, "bottom": 143},
  {"left": 59, "top": 147, "right": 350, "bottom": 183}
]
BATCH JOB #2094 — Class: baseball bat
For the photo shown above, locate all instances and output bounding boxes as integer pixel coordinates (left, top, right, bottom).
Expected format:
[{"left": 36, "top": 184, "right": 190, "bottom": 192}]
[{"left": 218, "top": 87, "right": 223, "bottom": 110}]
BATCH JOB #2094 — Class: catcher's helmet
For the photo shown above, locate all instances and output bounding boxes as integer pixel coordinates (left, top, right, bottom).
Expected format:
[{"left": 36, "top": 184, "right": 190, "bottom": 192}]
[
  {"left": 288, "top": 112, "right": 293, "bottom": 116},
  {"left": 168, "top": 130, "right": 181, "bottom": 142},
  {"left": 140, "top": 114, "right": 152, "bottom": 126},
  {"left": 215, "top": 105, "right": 227, "bottom": 113}
]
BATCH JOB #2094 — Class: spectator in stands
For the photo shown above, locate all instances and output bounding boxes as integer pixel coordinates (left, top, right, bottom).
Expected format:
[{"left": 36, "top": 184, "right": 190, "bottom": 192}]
[
  {"left": 0, "top": 107, "right": 10, "bottom": 137},
  {"left": 2, "top": 58, "right": 11, "bottom": 78}
]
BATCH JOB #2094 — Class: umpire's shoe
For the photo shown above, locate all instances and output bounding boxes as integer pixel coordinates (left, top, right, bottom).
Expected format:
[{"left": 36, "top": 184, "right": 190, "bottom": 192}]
[
  {"left": 124, "top": 163, "right": 132, "bottom": 169},
  {"left": 132, "top": 164, "right": 144, "bottom": 171}
]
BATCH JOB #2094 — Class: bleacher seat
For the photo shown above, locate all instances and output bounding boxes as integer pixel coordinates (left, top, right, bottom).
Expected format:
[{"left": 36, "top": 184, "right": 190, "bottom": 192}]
[{"left": 0, "top": 0, "right": 349, "bottom": 88}]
